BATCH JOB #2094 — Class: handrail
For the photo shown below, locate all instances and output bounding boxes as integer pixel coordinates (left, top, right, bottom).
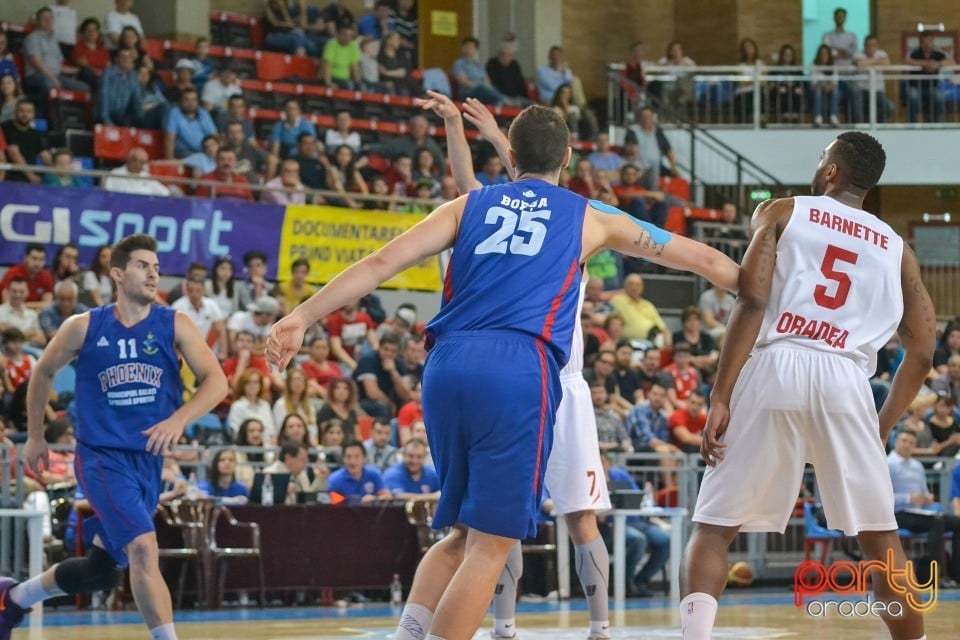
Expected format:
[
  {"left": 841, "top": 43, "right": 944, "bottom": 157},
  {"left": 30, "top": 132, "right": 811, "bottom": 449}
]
[{"left": 0, "top": 162, "right": 444, "bottom": 209}]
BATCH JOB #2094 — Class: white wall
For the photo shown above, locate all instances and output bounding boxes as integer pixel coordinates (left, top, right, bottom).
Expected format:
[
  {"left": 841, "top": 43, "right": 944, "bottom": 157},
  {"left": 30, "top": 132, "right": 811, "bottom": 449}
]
[{"left": 666, "top": 128, "right": 960, "bottom": 186}]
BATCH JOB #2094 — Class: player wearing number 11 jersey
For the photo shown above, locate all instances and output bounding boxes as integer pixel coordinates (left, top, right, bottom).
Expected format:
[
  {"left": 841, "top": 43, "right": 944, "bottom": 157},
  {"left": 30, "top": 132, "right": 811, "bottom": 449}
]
[{"left": 681, "top": 132, "right": 937, "bottom": 640}]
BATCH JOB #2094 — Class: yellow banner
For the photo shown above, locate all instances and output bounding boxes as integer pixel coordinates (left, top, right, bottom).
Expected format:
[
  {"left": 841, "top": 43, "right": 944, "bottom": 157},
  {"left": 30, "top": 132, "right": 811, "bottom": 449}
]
[{"left": 278, "top": 205, "right": 442, "bottom": 292}]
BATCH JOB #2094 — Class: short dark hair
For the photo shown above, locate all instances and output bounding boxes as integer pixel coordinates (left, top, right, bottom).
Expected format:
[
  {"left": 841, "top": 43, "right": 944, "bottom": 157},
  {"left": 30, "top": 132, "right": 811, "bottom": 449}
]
[
  {"left": 462, "top": 37, "right": 479, "bottom": 47},
  {"left": 44, "top": 419, "right": 73, "bottom": 445},
  {"left": 833, "top": 131, "right": 886, "bottom": 191},
  {"left": 111, "top": 234, "right": 157, "bottom": 270},
  {"left": 291, "top": 258, "right": 310, "bottom": 272},
  {"left": 673, "top": 341, "right": 693, "bottom": 355},
  {"left": 35, "top": 7, "right": 52, "bottom": 19},
  {"left": 227, "top": 94, "right": 245, "bottom": 105},
  {"left": 507, "top": 105, "right": 569, "bottom": 176},
  {"left": 179, "top": 88, "right": 198, "bottom": 99},
  {"left": 297, "top": 132, "right": 315, "bottom": 143},
  {"left": 80, "top": 17, "right": 100, "bottom": 33},
  {"left": 25, "top": 243, "right": 45, "bottom": 257},
  {"left": 343, "top": 441, "right": 366, "bottom": 458},
  {"left": 243, "top": 249, "right": 268, "bottom": 265},
  {"left": 279, "top": 440, "right": 307, "bottom": 462},
  {"left": 188, "top": 261, "right": 207, "bottom": 273},
  {"left": 380, "top": 333, "right": 401, "bottom": 348},
  {"left": 2, "top": 327, "right": 25, "bottom": 343},
  {"left": 688, "top": 389, "right": 707, "bottom": 401},
  {"left": 681, "top": 306, "right": 701, "bottom": 322},
  {"left": 284, "top": 98, "right": 301, "bottom": 109}
]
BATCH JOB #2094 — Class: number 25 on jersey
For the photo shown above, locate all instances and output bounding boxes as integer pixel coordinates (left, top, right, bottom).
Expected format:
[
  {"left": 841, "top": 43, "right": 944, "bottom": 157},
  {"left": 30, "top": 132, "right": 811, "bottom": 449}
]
[{"left": 475, "top": 207, "right": 552, "bottom": 256}]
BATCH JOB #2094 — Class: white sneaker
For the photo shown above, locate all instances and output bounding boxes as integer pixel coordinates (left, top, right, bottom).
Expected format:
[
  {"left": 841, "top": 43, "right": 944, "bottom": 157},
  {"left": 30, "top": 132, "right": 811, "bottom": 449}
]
[
  {"left": 829, "top": 114, "right": 840, "bottom": 127},
  {"left": 490, "top": 631, "right": 519, "bottom": 640},
  {"left": 587, "top": 632, "right": 613, "bottom": 640},
  {"left": 813, "top": 115, "right": 823, "bottom": 127}
]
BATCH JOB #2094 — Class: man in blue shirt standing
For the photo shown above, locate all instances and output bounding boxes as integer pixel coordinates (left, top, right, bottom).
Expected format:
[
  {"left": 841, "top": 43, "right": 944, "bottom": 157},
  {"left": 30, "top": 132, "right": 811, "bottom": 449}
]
[
  {"left": 328, "top": 441, "right": 393, "bottom": 503},
  {"left": 164, "top": 88, "right": 217, "bottom": 159},
  {"left": 384, "top": 439, "right": 440, "bottom": 501}
]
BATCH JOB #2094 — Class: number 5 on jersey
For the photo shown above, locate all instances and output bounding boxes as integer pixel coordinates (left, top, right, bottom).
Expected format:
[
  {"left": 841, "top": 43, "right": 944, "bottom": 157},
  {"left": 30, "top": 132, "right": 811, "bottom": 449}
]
[
  {"left": 475, "top": 206, "right": 552, "bottom": 256},
  {"left": 815, "top": 244, "right": 859, "bottom": 310}
]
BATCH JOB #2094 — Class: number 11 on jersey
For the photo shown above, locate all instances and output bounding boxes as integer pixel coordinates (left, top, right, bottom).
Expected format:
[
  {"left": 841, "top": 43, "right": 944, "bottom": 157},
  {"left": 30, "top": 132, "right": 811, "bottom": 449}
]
[{"left": 118, "top": 338, "right": 138, "bottom": 359}]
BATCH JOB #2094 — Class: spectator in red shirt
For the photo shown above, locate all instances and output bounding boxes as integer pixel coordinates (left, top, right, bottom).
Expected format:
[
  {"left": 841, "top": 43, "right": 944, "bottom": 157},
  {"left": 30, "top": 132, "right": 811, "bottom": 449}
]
[
  {"left": 1, "top": 244, "right": 55, "bottom": 310},
  {"left": 221, "top": 330, "right": 283, "bottom": 395},
  {"left": 1, "top": 328, "right": 35, "bottom": 393},
  {"left": 664, "top": 342, "right": 702, "bottom": 411},
  {"left": 668, "top": 389, "right": 707, "bottom": 453},
  {"left": 396, "top": 378, "right": 423, "bottom": 445},
  {"left": 567, "top": 158, "right": 599, "bottom": 200},
  {"left": 72, "top": 18, "right": 111, "bottom": 90},
  {"left": 326, "top": 301, "right": 378, "bottom": 370},
  {"left": 196, "top": 147, "right": 254, "bottom": 201},
  {"left": 302, "top": 337, "right": 343, "bottom": 398}
]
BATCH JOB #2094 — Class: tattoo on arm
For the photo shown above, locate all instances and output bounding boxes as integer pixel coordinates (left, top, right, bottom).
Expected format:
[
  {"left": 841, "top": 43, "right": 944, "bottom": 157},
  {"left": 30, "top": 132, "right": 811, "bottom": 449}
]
[{"left": 634, "top": 230, "right": 665, "bottom": 256}]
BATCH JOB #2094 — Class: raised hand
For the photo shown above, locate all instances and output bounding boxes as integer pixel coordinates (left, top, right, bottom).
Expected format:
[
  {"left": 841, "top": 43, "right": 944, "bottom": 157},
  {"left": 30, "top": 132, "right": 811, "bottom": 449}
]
[{"left": 413, "top": 90, "right": 462, "bottom": 122}]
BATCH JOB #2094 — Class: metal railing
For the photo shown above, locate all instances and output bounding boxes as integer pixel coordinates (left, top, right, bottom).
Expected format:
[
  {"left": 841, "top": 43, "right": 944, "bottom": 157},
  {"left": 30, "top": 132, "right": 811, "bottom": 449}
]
[
  {"left": 4, "top": 441, "right": 957, "bottom": 583},
  {"left": 0, "top": 162, "right": 446, "bottom": 211},
  {"left": 609, "top": 63, "right": 960, "bottom": 129}
]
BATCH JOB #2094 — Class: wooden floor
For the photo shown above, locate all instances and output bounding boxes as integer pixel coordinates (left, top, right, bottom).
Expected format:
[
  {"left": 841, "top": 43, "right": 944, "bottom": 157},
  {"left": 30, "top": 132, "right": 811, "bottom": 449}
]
[{"left": 13, "top": 596, "right": 960, "bottom": 639}]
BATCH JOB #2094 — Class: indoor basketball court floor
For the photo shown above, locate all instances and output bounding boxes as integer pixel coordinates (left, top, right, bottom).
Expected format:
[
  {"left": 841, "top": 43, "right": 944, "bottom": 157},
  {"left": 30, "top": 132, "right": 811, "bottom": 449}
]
[{"left": 11, "top": 589, "right": 960, "bottom": 639}]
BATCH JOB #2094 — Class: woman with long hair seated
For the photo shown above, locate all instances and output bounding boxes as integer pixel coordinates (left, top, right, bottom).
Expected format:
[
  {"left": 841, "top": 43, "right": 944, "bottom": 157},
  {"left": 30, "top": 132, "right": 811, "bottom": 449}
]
[{"left": 198, "top": 449, "right": 250, "bottom": 504}]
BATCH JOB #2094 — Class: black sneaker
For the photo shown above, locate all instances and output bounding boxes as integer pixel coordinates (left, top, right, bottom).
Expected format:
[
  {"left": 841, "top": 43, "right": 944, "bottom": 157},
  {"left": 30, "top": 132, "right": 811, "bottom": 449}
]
[{"left": 0, "top": 578, "right": 30, "bottom": 640}]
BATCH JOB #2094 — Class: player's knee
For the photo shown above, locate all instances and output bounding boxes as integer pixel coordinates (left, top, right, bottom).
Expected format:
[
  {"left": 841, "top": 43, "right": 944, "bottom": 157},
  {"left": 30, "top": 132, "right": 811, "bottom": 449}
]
[
  {"left": 54, "top": 546, "right": 120, "bottom": 595},
  {"left": 564, "top": 510, "right": 601, "bottom": 546},
  {"left": 125, "top": 533, "right": 160, "bottom": 572}
]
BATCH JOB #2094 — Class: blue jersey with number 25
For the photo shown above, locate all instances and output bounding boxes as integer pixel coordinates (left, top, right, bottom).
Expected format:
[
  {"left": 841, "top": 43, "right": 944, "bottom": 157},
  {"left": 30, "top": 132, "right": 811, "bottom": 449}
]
[{"left": 425, "top": 178, "right": 587, "bottom": 368}]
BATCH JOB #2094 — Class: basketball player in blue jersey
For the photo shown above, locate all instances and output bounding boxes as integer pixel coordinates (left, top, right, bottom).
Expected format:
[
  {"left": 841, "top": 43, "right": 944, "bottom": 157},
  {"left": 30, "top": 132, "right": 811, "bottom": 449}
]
[
  {"left": 409, "top": 91, "right": 738, "bottom": 640},
  {"left": 0, "top": 235, "right": 228, "bottom": 640},
  {"left": 267, "top": 105, "right": 738, "bottom": 640}
]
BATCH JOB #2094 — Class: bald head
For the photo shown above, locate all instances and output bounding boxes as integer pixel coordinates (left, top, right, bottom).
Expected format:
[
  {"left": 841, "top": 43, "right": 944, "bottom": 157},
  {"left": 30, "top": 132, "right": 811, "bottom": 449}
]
[
  {"left": 623, "top": 274, "right": 644, "bottom": 300},
  {"left": 126, "top": 147, "right": 149, "bottom": 173}
]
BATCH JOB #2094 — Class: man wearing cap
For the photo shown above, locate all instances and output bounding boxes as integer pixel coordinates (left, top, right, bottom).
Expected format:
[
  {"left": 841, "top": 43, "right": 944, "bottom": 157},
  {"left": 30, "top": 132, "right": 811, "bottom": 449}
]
[
  {"left": 376, "top": 304, "right": 417, "bottom": 342},
  {"left": 227, "top": 296, "right": 279, "bottom": 352}
]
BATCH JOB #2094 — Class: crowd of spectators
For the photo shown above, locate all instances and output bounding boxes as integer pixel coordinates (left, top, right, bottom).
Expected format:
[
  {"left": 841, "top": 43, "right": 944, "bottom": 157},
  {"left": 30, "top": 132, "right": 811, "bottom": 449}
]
[{"left": 629, "top": 8, "right": 957, "bottom": 125}]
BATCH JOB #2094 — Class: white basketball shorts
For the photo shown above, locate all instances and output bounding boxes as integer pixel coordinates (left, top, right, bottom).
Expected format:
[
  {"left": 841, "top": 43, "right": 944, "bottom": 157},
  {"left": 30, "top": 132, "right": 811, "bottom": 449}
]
[
  {"left": 693, "top": 345, "right": 897, "bottom": 536},
  {"left": 544, "top": 372, "right": 612, "bottom": 515}
]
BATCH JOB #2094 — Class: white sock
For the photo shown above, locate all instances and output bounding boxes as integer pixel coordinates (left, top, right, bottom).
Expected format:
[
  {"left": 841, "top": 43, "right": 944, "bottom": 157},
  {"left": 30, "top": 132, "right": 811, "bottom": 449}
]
[
  {"left": 680, "top": 592, "right": 718, "bottom": 640},
  {"left": 493, "top": 618, "right": 517, "bottom": 637},
  {"left": 8, "top": 576, "right": 62, "bottom": 609},
  {"left": 426, "top": 636, "right": 447, "bottom": 640},
  {"left": 149, "top": 623, "right": 178, "bottom": 640},
  {"left": 395, "top": 603, "right": 433, "bottom": 640},
  {"left": 589, "top": 620, "right": 611, "bottom": 637}
]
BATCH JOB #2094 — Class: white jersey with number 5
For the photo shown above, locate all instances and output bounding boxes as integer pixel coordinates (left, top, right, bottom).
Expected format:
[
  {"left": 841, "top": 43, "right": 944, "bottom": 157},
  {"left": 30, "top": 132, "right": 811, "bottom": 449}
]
[{"left": 753, "top": 195, "right": 903, "bottom": 375}]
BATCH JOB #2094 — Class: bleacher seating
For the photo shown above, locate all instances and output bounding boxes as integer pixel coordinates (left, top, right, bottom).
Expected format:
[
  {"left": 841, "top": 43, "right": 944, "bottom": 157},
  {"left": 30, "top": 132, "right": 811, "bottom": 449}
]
[
  {"left": 208, "top": 11, "right": 263, "bottom": 49},
  {"left": 48, "top": 88, "right": 92, "bottom": 131},
  {"left": 93, "top": 124, "right": 164, "bottom": 161}
]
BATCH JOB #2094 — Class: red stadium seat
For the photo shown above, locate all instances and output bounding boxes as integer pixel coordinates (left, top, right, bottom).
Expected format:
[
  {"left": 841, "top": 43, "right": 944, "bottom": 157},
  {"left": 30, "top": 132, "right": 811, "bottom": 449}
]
[
  {"left": 142, "top": 38, "right": 165, "bottom": 63},
  {"left": 665, "top": 207, "right": 687, "bottom": 236},
  {"left": 148, "top": 162, "right": 187, "bottom": 186},
  {"left": 659, "top": 176, "right": 691, "bottom": 202},
  {"left": 256, "top": 51, "right": 317, "bottom": 81},
  {"left": 94, "top": 125, "right": 164, "bottom": 161}
]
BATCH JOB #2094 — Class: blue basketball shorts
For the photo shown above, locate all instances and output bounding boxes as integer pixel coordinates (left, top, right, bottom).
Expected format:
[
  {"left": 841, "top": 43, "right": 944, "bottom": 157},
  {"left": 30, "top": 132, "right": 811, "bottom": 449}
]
[
  {"left": 422, "top": 330, "right": 562, "bottom": 540},
  {"left": 75, "top": 442, "right": 164, "bottom": 568}
]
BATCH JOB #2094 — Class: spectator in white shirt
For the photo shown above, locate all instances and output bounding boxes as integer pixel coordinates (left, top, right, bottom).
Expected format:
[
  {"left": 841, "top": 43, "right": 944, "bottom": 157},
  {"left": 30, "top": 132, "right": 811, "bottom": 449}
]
[
  {"left": 201, "top": 65, "right": 243, "bottom": 115},
  {"left": 101, "top": 147, "right": 172, "bottom": 196},
  {"left": 104, "top": 0, "right": 144, "bottom": 49},
  {"left": 171, "top": 276, "right": 228, "bottom": 359},
  {"left": 50, "top": 0, "right": 78, "bottom": 53},
  {"left": 324, "top": 110, "right": 362, "bottom": 155},
  {"left": 0, "top": 278, "right": 46, "bottom": 347},
  {"left": 261, "top": 158, "right": 307, "bottom": 205},
  {"left": 227, "top": 295, "right": 279, "bottom": 350}
]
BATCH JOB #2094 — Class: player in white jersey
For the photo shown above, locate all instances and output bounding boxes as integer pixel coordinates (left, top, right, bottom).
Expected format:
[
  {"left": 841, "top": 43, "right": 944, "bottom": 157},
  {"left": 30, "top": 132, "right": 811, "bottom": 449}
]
[{"left": 679, "top": 132, "right": 936, "bottom": 640}]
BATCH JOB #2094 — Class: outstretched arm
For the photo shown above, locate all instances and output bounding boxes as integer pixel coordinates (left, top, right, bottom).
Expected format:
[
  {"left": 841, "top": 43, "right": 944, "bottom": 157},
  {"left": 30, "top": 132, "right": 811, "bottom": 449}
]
[
  {"left": 585, "top": 201, "right": 739, "bottom": 293},
  {"left": 267, "top": 198, "right": 464, "bottom": 370},
  {"left": 877, "top": 246, "right": 936, "bottom": 443},
  {"left": 414, "top": 90, "right": 480, "bottom": 194},
  {"left": 461, "top": 98, "right": 516, "bottom": 181}
]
